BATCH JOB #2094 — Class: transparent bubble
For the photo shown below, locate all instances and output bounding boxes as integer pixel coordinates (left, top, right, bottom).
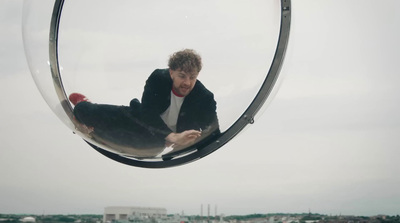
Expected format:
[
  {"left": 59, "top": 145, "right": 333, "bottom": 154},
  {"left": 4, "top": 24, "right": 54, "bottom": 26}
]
[{"left": 22, "top": 0, "right": 290, "bottom": 168}]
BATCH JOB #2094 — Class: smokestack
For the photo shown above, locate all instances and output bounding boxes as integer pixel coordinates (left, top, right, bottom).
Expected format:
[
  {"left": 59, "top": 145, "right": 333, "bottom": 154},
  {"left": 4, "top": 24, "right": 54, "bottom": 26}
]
[{"left": 208, "top": 204, "right": 210, "bottom": 222}]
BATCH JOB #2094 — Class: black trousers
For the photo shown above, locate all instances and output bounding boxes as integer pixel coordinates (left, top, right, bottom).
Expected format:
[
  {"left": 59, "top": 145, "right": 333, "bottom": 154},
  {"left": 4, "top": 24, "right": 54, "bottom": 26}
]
[{"left": 73, "top": 101, "right": 164, "bottom": 149}]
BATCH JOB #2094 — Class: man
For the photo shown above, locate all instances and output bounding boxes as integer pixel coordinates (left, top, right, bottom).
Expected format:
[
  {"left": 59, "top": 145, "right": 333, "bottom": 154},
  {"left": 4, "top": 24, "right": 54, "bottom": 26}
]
[{"left": 70, "top": 49, "right": 219, "bottom": 154}]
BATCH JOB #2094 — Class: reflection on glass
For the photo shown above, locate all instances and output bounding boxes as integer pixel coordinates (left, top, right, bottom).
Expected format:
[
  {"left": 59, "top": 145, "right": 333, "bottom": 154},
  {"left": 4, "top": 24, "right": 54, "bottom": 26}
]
[{"left": 70, "top": 49, "right": 220, "bottom": 159}]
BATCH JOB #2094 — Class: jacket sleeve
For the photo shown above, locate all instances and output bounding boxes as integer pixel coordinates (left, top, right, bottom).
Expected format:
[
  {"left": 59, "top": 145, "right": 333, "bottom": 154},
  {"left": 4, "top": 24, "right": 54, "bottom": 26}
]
[
  {"left": 198, "top": 92, "right": 219, "bottom": 134},
  {"left": 182, "top": 92, "right": 220, "bottom": 151},
  {"left": 179, "top": 86, "right": 219, "bottom": 135},
  {"left": 140, "top": 69, "right": 173, "bottom": 138}
]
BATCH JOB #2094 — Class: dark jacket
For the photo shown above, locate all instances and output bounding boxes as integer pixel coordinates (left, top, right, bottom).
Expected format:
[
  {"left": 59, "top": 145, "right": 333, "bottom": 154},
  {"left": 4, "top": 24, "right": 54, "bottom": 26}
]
[{"left": 136, "top": 69, "right": 219, "bottom": 140}]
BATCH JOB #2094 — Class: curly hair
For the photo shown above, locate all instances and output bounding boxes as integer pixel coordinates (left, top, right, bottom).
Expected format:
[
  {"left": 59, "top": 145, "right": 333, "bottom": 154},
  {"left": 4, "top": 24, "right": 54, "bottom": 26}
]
[{"left": 168, "top": 49, "right": 202, "bottom": 73}]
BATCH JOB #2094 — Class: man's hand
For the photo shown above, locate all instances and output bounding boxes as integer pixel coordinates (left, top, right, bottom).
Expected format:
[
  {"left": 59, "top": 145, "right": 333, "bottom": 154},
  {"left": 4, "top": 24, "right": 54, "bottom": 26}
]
[{"left": 165, "top": 130, "right": 201, "bottom": 147}]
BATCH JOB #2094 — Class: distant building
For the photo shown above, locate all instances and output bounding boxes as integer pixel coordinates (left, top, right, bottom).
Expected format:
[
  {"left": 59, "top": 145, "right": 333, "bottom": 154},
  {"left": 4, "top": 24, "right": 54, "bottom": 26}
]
[
  {"left": 103, "top": 206, "right": 167, "bottom": 223},
  {"left": 20, "top": 216, "right": 36, "bottom": 222}
]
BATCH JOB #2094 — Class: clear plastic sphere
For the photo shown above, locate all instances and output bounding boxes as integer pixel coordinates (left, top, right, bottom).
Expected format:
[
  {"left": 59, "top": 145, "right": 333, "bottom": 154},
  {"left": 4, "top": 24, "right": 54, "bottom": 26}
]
[{"left": 22, "top": 0, "right": 287, "bottom": 166}]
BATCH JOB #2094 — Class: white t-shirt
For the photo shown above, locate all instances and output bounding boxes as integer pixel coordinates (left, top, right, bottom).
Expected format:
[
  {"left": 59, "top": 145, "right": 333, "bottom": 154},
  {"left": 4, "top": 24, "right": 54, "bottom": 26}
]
[{"left": 160, "top": 91, "right": 185, "bottom": 132}]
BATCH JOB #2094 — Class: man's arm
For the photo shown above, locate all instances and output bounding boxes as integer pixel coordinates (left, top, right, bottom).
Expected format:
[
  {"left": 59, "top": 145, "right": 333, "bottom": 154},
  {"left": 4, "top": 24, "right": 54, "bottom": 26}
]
[
  {"left": 165, "top": 130, "right": 202, "bottom": 147},
  {"left": 168, "top": 93, "right": 219, "bottom": 151},
  {"left": 140, "top": 69, "right": 173, "bottom": 138},
  {"left": 196, "top": 90, "right": 220, "bottom": 135}
]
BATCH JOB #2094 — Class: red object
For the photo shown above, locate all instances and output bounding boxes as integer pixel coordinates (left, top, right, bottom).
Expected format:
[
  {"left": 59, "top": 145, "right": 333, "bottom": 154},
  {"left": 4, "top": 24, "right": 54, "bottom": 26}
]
[{"left": 69, "top": 93, "right": 89, "bottom": 105}]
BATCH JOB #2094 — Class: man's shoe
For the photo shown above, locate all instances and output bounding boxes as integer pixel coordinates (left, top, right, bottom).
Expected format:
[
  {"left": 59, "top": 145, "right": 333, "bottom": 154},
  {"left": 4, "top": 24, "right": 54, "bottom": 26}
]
[{"left": 69, "top": 93, "right": 90, "bottom": 106}]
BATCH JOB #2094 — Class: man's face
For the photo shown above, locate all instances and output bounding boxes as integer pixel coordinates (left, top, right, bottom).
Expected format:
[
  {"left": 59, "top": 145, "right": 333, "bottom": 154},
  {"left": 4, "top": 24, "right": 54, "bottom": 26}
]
[{"left": 169, "top": 69, "right": 199, "bottom": 96}]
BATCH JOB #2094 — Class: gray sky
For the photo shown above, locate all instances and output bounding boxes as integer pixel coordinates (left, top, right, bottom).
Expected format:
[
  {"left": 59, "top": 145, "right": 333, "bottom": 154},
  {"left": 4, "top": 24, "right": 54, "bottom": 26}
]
[{"left": 1, "top": 0, "right": 400, "bottom": 217}]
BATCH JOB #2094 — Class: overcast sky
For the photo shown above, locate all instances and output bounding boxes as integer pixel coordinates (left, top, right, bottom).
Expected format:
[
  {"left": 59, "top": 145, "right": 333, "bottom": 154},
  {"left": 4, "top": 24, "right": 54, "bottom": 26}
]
[{"left": 1, "top": 0, "right": 400, "bottom": 217}]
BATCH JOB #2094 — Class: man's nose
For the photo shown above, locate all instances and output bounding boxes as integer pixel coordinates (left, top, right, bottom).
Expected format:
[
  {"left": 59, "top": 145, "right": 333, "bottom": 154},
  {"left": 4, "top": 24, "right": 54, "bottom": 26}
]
[{"left": 183, "top": 78, "right": 190, "bottom": 85}]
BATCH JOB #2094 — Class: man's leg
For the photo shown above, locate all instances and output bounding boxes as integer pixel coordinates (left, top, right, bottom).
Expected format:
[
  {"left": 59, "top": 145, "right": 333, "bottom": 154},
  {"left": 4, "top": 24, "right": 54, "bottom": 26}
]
[
  {"left": 73, "top": 101, "right": 129, "bottom": 129},
  {"left": 73, "top": 101, "right": 164, "bottom": 149}
]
